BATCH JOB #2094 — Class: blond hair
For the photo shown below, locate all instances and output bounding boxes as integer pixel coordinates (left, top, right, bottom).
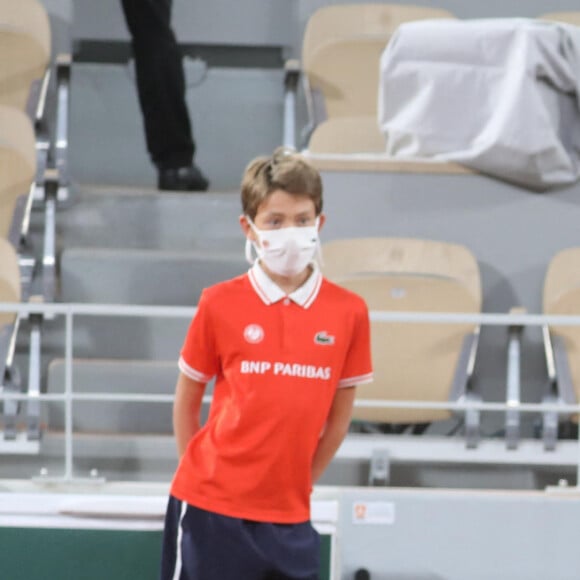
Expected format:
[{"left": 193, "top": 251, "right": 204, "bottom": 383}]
[{"left": 241, "top": 147, "right": 323, "bottom": 219}]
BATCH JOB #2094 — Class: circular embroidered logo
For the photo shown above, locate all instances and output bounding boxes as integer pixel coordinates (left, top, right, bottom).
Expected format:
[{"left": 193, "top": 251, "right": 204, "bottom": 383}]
[{"left": 244, "top": 324, "right": 264, "bottom": 344}]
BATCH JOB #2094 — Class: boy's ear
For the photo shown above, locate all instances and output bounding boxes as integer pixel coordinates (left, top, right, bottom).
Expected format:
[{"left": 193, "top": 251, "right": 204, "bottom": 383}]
[
  {"left": 239, "top": 215, "right": 254, "bottom": 239},
  {"left": 317, "top": 213, "right": 326, "bottom": 232}
]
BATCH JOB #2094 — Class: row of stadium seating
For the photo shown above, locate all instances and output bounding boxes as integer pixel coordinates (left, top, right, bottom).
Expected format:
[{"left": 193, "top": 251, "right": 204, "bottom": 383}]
[
  {"left": 284, "top": 5, "right": 580, "bottom": 167},
  {"left": 323, "top": 238, "right": 580, "bottom": 451},
  {"left": 38, "top": 236, "right": 580, "bottom": 458},
  {"left": 0, "top": 0, "right": 70, "bottom": 444}
]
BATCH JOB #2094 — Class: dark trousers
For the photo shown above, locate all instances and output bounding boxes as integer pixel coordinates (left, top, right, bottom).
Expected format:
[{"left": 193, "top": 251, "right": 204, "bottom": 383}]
[
  {"left": 160, "top": 497, "right": 321, "bottom": 580},
  {"left": 120, "top": 0, "right": 195, "bottom": 169}
]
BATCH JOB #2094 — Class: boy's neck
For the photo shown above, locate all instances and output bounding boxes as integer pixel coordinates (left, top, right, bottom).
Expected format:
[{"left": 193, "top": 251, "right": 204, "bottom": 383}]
[{"left": 259, "top": 262, "right": 313, "bottom": 296}]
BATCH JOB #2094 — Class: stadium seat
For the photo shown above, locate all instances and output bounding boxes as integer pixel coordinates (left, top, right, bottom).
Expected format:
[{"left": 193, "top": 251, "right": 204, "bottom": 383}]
[
  {"left": 304, "top": 113, "right": 473, "bottom": 174},
  {"left": 538, "top": 12, "right": 580, "bottom": 26},
  {"left": 0, "top": 0, "right": 71, "bottom": 201},
  {"left": 0, "top": 0, "right": 51, "bottom": 111},
  {"left": 322, "top": 237, "right": 482, "bottom": 446},
  {"left": 286, "top": 4, "right": 455, "bottom": 152},
  {"left": 0, "top": 238, "right": 43, "bottom": 444},
  {"left": 0, "top": 238, "right": 22, "bottom": 440},
  {"left": 0, "top": 103, "right": 60, "bottom": 302},
  {"left": 541, "top": 248, "right": 580, "bottom": 450},
  {"left": 307, "top": 116, "right": 387, "bottom": 154},
  {"left": 0, "top": 105, "right": 36, "bottom": 245},
  {"left": 0, "top": 107, "right": 48, "bottom": 444},
  {"left": 0, "top": 239, "right": 20, "bottom": 334}
]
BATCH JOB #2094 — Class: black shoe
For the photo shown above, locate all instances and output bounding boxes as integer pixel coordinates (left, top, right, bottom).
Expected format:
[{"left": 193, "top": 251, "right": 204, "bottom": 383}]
[{"left": 158, "top": 165, "right": 209, "bottom": 192}]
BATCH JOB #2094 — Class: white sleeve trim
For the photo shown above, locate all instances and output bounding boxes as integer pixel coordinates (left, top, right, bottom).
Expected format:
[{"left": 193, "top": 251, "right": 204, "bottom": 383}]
[
  {"left": 338, "top": 372, "right": 374, "bottom": 389},
  {"left": 178, "top": 356, "right": 213, "bottom": 384}
]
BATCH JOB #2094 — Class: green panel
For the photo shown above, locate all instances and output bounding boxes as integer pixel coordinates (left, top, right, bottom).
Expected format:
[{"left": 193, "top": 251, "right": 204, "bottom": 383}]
[
  {"left": 0, "top": 528, "right": 162, "bottom": 580},
  {"left": 319, "top": 532, "right": 332, "bottom": 580},
  {"left": 0, "top": 528, "right": 332, "bottom": 580}
]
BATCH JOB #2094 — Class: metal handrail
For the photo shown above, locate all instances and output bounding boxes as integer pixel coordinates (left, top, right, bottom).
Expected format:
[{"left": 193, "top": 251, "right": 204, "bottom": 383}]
[
  {"left": 2, "top": 301, "right": 580, "bottom": 483},
  {"left": 0, "top": 392, "right": 578, "bottom": 414},
  {"left": 3, "top": 301, "right": 580, "bottom": 326}
]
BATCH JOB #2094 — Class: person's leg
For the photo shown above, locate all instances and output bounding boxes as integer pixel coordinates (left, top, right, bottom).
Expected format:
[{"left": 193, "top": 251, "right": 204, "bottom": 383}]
[
  {"left": 159, "top": 496, "right": 186, "bottom": 580},
  {"left": 120, "top": 0, "right": 208, "bottom": 190},
  {"left": 160, "top": 498, "right": 271, "bottom": 580},
  {"left": 160, "top": 498, "right": 320, "bottom": 580},
  {"left": 263, "top": 521, "right": 321, "bottom": 580}
]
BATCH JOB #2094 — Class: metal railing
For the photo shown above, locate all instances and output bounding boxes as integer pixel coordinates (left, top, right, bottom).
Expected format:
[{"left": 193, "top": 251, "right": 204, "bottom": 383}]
[{"left": 2, "top": 301, "right": 580, "bottom": 484}]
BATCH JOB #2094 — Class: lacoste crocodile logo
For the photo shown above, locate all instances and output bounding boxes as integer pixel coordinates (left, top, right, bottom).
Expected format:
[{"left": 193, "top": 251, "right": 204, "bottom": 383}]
[{"left": 314, "top": 331, "right": 335, "bottom": 345}]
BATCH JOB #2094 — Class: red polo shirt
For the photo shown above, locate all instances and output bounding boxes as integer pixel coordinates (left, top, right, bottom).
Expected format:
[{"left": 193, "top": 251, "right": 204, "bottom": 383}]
[{"left": 171, "top": 263, "right": 373, "bottom": 523}]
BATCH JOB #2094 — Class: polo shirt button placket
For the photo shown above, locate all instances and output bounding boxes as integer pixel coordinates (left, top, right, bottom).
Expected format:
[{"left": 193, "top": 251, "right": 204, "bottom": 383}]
[{"left": 283, "top": 298, "right": 291, "bottom": 306}]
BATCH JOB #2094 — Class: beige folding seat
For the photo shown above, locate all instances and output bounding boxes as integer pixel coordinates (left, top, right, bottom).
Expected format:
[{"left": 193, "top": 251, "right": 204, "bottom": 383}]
[
  {"left": 300, "top": 4, "right": 454, "bottom": 148},
  {"left": 542, "top": 248, "right": 580, "bottom": 448},
  {"left": 0, "top": 239, "right": 20, "bottom": 327},
  {"left": 303, "top": 4, "right": 455, "bottom": 121},
  {"left": 0, "top": 238, "right": 21, "bottom": 437},
  {"left": 0, "top": 0, "right": 51, "bottom": 111},
  {"left": 0, "top": 105, "right": 36, "bottom": 241},
  {"left": 307, "top": 116, "right": 387, "bottom": 154},
  {"left": 538, "top": 12, "right": 580, "bottom": 26},
  {"left": 0, "top": 219, "right": 43, "bottom": 443},
  {"left": 305, "top": 114, "right": 473, "bottom": 176},
  {"left": 288, "top": 4, "right": 468, "bottom": 174},
  {"left": 322, "top": 237, "right": 482, "bottom": 435}
]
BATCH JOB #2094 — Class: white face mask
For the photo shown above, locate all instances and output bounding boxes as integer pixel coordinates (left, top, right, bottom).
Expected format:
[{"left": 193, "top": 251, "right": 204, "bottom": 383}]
[{"left": 245, "top": 217, "right": 321, "bottom": 277}]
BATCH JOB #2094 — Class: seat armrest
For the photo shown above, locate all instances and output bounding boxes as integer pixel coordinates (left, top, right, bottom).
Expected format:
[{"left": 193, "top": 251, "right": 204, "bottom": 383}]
[
  {"left": 40, "top": 169, "right": 59, "bottom": 302},
  {"left": 505, "top": 307, "right": 526, "bottom": 450},
  {"left": 551, "top": 336, "right": 577, "bottom": 406},
  {"left": 24, "top": 69, "right": 50, "bottom": 127},
  {"left": 54, "top": 53, "right": 72, "bottom": 202},
  {"left": 1, "top": 319, "right": 21, "bottom": 441},
  {"left": 541, "top": 329, "right": 577, "bottom": 450},
  {"left": 284, "top": 59, "right": 301, "bottom": 90},
  {"left": 449, "top": 327, "right": 480, "bottom": 402},
  {"left": 542, "top": 324, "right": 557, "bottom": 387},
  {"left": 448, "top": 329, "right": 481, "bottom": 448},
  {"left": 283, "top": 59, "right": 301, "bottom": 149}
]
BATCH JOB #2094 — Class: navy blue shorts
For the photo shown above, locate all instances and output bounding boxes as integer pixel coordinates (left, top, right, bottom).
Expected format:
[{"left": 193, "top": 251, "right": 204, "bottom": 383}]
[{"left": 160, "top": 496, "right": 320, "bottom": 580}]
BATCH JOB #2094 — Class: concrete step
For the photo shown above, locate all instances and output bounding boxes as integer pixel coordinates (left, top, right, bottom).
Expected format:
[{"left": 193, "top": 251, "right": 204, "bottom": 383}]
[
  {"left": 41, "top": 315, "right": 189, "bottom": 361},
  {"left": 50, "top": 240, "right": 247, "bottom": 359},
  {"left": 55, "top": 187, "right": 243, "bottom": 252},
  {"left": 60, "top": 247, "right": 247, "bottom": 305}
]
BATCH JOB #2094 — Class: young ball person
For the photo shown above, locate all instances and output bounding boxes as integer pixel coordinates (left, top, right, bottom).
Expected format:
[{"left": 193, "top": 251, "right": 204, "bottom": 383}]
[{"left": 160, "top": 148, "right": 373, "bottom": 580}]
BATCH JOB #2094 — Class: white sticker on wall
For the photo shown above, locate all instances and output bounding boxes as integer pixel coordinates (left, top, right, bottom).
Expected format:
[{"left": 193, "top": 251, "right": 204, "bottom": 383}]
[{"left": 352, "top": 501, "right": 395, "bottom": 525}]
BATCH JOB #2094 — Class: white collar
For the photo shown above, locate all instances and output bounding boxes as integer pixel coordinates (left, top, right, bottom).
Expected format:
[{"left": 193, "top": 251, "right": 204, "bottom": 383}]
[{"left": 248, "top": 262, "right": 322, "bottom": 309}]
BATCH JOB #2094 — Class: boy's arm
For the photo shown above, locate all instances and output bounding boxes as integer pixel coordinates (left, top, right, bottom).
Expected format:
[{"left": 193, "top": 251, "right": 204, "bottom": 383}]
[
  {"left": 311, "top": 386, "right": 356, "bottom": 484},
  {"left": 173, "top": 372, "right": 207, "bottom": 459}
]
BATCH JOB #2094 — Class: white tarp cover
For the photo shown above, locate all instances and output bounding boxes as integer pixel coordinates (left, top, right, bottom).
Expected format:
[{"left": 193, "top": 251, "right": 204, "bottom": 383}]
[{"left": 378, "top": 19, "right": 580, "bottom": 190}]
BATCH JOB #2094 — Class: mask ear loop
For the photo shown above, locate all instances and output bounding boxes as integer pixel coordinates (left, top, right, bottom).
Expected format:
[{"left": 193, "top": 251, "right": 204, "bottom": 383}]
[
  {"left": 245, "top": 216, "right": 259, "bottom": 265},
  {"left": 314, "top": 238, "right": 324, "bottom": 267},
  {"left": 245, "top": 238, "right": 255, "bottom": 265},
  {"left": 314, "top": 216, "right": 324, "bottom": 267}
]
